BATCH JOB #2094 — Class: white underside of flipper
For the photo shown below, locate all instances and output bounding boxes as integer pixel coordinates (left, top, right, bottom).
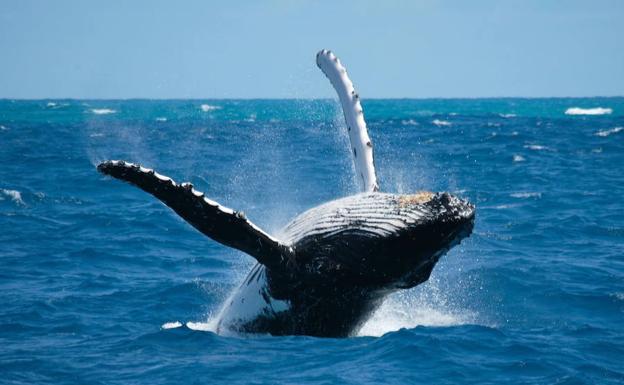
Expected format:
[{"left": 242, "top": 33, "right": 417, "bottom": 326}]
[{"left": 316, "top": 49, "right": 379, "bottom": 192}]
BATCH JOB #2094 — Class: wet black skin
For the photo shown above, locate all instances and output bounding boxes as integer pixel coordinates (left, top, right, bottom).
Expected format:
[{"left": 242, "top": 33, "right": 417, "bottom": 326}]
[{"left": 243, "top": 193, "right": 475, "bottom": 337}]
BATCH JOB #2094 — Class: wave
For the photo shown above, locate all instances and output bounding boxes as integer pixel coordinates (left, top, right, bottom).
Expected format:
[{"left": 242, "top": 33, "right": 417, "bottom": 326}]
[
  {"left": 401, "top": 119, "right": 419, "bottom": 126},
  {"left": 524, "top": 144, "right": 548, "bottom": 151},
  {"left": 432, "top": 119, "right": 452, "bottom": 127},
  {"left": 1, "top": 188, "right": 25, "bottom": 205},
  {"left": 155, "top": 117, "right": 167, "bottom": 122},
  {"left": 565, "top": 107, "right": 612, "bottom": 116},
  {"left": 90, "top": 108, "right": 116, "bottom": 115},
  {"left": 499, "top": 113, "right": 516, "bottom": 118},
  {"left": 513, "top": 154, "right": 525, "bottom": 162},
  {"left": 595, "top": 126, "right": 623, "bottom": 137},
  {"left": 0, "top": 125, "right": 8, "bottom": 131},
  {"left": 200, "top": 104, "right": 221, "bottom": 112},
  {"left": 510, "top": 192, "right": 542, "bottom": 199}
]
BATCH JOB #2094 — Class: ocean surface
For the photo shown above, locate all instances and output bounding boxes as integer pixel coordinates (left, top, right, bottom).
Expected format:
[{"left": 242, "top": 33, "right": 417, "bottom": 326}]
[{"left": 1, "top": 98, "right": 623, "bottom": 384}]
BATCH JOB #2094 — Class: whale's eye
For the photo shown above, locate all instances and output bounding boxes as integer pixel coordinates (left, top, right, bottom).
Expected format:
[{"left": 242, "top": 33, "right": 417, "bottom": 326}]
[{"left": 398, "top": 191, "right": 434, "bottom": 206}]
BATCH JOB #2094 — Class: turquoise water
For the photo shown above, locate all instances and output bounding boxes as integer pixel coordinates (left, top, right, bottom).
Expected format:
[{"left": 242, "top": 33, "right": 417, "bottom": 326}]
[{"left": 1, "top": 98, "right": 623, "bottom": 384}]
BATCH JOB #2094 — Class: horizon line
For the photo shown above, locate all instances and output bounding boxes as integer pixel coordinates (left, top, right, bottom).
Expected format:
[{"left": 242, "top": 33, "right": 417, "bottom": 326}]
[{"left": 1, "top": 95, "right": 623, "bottom": 101}]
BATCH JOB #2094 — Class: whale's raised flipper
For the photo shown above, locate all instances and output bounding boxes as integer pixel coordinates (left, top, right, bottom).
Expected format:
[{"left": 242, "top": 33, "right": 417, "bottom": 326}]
[
  {"left": 316, "top": 49, "right": 379, "bottom": 193},
  {"left": 97, "top": 160, "right": 293, "bottom": 271}
]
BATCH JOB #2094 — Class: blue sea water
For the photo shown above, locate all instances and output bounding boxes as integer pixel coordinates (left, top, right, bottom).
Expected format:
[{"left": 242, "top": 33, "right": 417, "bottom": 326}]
[{"left": 1, "top": 98, "right": 623, "bottom": 384}]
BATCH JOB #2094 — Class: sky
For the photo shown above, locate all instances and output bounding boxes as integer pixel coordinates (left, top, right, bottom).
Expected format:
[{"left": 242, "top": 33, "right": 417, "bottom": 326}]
[{"left": 0, "top": 0, "right": 623, "bottom": 99}]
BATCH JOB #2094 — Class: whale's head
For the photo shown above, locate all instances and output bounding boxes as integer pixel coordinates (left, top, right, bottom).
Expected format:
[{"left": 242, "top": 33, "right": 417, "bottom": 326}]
[
  {"left": 375, "top": 191, "right": 475, "bottom": 289},
  {"left": 281, "top": 191, "right": 474, "bottom": 291}
]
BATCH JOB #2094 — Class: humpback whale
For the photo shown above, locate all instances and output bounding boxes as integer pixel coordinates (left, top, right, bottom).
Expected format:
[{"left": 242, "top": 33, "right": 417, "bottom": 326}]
[{"left": 97, "top": 49, "right": 475, "bottom": 337}]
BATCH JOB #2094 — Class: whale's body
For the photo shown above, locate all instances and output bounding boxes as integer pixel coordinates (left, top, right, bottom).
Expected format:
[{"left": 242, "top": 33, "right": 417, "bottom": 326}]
[
  {"left": 216, "top": 192, "right": 474, "bottom": 336},
  {"left": 97, "top": 50, "right": 475, "bottom": 337}
]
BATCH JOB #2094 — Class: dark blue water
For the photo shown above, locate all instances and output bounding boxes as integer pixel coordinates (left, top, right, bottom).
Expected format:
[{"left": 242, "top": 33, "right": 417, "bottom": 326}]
[{"left": 1, "top": 99, "right": 623, "bottom": 384}]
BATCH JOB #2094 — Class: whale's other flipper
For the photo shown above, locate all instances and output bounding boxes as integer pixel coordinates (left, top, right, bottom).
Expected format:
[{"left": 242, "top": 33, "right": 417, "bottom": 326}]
[
  {"left": 97, "top": 160, "right": 293, "bottom": 271},
  {"left": 316, "top": 49, "right": 379, "bottom": 193}
]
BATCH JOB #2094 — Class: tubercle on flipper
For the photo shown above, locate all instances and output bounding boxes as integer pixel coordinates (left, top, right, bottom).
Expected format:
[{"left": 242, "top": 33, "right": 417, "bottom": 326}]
[
  {"left": 315, "top": 49, "right": 379, "bottom": 192},
  {"left": 98, "top": 160, "right": 240, "bottom": 217}
]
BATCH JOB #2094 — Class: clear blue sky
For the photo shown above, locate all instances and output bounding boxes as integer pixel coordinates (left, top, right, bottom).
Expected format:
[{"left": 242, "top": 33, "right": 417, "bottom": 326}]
[{"left": 1, "top": 0, "right": 622, "bottom": 98}]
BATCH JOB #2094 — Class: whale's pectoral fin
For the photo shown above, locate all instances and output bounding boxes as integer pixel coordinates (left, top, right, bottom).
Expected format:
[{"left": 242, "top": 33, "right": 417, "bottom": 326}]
[
  {"left": 97, "top": 160, "right": 293, "bottom": 271},
  {"left": 316, "top": 49, "right": 379, "bottom": 192}
]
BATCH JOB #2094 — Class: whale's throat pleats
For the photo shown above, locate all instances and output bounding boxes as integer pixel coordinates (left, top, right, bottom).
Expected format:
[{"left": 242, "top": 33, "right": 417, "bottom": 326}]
[{"left": 316, "top": 49, "right": 379, "bottom": 193}]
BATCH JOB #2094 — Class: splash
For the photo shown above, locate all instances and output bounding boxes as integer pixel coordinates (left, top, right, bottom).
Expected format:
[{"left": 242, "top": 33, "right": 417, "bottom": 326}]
[
  {"left": 161, "top": 321, "right": 183, "bottom": 329},
  {"left": 358, "top": 280, "right": 476, "bottom": 337}
]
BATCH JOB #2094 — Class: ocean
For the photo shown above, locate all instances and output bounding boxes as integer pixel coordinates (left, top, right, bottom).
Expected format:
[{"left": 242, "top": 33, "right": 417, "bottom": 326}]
[{"left": 1, "top": 98, "right": 623, "bottom": 384}]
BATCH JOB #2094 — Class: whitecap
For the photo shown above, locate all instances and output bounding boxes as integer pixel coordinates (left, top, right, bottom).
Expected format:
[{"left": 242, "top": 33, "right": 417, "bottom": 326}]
[
  {"left": 90, "top": 108, "right": 116, "bottom": 115},
  {"left": 595, "top": 126, "right": 623, "bottom": 137},
  {"left": 510, "top": 192, "right": 541, "bottom": 199},
  {"left": 565, "top": 107, "right": 612, "bottom": 116},
  {"left": 200, "top": 104, "right": 221, "bottom": 112},
  {"left": 0, "top": 125, "right": 7, "bottom": 131},
  {"left": 513, "top": 154, "right": 525, "bottom": 162},
  {"left": 401, "top": 119, "right": 419, "bottom": 126},
  {"left": 524, "top": 144, "right": 547, "bottom": 151},
  {"left": 499, "top": 113, "right": 516, "bottom": 118},
  {"left": 1, "top": 189, "right": 24, "bottom": 205},
  {"left": 46, "top": 102, "right": 57, "bottom": 107},
  {"left": 89, "top": 133, "right": 104, "bottom": 138},
  {"left": 432, "top": 119, "right": 452, "bottom": 127},
  {"left": 155, "top": 117, "right": 167, "bottom": 122},
  {"left": 161, "top": 321, "right": 183, "bottom": 329}
]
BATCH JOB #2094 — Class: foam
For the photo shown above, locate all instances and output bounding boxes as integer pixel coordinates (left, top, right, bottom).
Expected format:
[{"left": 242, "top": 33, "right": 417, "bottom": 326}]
[
  {"left": 595, "top": 127, "right": 623, "bottom": 137},
  {"left": 90, "top": 108, "right": 116, "bottom": 115},
  {"left": 565, "top": 107, "right": 612, "bottom": 116},
  {"left": 432, "top": 119, "right": 452, "bottom": 127},
  {"left": 1, "top": 189, "right": 24, "bottom": 205},
  {"left": 161, "top": 321, "right": 183, "bottom": 329},
  {"left": 200, "top": 104, "right": 221, "bottom": 112}
]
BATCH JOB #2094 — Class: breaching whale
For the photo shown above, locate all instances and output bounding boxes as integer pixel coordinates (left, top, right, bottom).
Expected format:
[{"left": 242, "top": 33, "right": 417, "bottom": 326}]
[{"left": 97, "top": 49, "right": 475, "bottom": 337}]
